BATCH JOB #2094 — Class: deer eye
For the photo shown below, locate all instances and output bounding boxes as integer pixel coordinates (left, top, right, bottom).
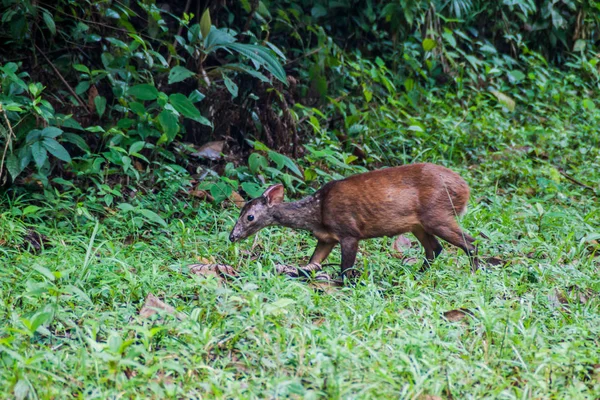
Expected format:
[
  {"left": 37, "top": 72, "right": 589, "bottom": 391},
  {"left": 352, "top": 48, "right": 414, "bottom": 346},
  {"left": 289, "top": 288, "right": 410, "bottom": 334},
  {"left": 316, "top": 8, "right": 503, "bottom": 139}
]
[{"left": 247, "top": 215, "right": 255, "bottom": 222}]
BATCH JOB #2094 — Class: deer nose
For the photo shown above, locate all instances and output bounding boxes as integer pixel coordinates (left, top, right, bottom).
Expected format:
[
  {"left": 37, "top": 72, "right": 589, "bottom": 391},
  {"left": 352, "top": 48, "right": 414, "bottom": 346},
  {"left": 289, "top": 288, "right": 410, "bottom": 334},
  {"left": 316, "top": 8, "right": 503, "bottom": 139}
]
[{"left": 229, "top": 233, "right": 236, "bottom": 242}]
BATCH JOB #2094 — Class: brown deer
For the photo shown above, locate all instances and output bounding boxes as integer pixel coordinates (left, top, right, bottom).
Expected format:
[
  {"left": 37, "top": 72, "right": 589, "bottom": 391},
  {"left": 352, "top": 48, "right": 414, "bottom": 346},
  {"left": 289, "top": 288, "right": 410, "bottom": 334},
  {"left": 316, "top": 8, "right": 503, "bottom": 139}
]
[{"left": 229, "top": 163, "right": 478, "bottom": 280}]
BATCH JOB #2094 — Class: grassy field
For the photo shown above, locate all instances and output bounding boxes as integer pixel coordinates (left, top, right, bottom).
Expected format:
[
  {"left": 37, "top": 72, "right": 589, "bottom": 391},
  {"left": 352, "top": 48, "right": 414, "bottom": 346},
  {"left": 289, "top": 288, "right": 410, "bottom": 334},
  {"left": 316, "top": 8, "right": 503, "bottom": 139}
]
[{"left": 1, "top": 101, "right": 600, "bottom": 398}]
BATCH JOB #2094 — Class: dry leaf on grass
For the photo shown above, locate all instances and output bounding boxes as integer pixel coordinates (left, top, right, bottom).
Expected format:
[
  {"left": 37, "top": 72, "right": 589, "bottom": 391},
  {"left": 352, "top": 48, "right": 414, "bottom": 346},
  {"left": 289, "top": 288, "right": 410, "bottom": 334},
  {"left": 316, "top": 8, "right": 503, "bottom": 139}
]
[
  {"left": 189, "top": 263, "right": 238, "bottom": 281},
  {"left": 191, "top": 140, "right": 225, "bottom": 160},
  {"left": 229, "top": 191, "right": 245, "bottom": 208},
  {"left": 485, "top": 257, "right": 506, "bottom": 266},
  {"left": 404, "top": 257, "right": 419, "bottom": 266},
  {"left": 442, "top": 308, "right": 473, "bottom": 322},
  {"left": 392, "top": 235, "right": 412, "bottom": 258},
  {"left": 275, "top": 262, "right": 322, "bottom": 278},
  {"left": 418, "top": 396, "right": 443, "bottom": 400},
  {"left": 22, "top": 229, "right": 50, "bottom": 253},
  {"left": 189, "top": 189, "right": 214, "bottom": 202},
  {"left": 139, "top": 293, "right": 185, "bottom": 320},
  {"left": 548, "top": 286, "right": 595, "bottom": 310}
]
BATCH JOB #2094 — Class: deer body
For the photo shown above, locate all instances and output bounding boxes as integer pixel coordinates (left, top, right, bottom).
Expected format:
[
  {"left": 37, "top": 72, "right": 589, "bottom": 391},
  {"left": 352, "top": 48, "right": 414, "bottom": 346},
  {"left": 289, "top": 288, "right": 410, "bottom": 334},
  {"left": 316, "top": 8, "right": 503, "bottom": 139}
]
[{"left": 230, "top": 163, "right": 478, "bottom": 279}]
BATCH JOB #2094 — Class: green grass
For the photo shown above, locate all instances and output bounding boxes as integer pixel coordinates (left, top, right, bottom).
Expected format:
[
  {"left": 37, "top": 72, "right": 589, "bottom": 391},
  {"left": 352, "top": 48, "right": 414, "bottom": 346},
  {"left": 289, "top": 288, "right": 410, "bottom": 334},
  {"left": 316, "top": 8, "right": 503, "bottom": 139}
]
[
  {"left": 1, "top": 178, "right": 599, "bottom": 399},
  {"left": 1, "top": 85, "right": 600, "bottom": 398}
]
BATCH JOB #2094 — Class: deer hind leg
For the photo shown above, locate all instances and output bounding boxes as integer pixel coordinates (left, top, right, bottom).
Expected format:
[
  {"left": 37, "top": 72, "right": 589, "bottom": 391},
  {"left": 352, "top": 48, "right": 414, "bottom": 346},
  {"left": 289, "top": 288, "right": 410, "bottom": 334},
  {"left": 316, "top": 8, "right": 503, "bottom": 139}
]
[
  {"left": 340, "top": 237, "right": 359, "bottom": 281},
  {"left": 423, "top": 219, "right": 479, "bottom": 271}
]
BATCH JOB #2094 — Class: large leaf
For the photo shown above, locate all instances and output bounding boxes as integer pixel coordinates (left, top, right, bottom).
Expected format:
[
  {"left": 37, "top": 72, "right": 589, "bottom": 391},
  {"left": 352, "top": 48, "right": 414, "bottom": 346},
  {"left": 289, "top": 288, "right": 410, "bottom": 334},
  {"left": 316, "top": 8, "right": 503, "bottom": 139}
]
[
  {"left": 128, "top": 84, "right": 159, "bottom": 101},
  {"left": 31, "top": 141, "right": 48, "bottom": 169},
  {"left": 42, "top": 138, "right": 72, "bottom": 162},
  {"left": 42, "top": 11, "right": 56, "bottom": 35},
  {"left": 227, "top": 43, "right": 287, "bottom": 84},
  {"left": 222, "top": 63, "right": 270, "bottom": 83},
  {"left": 5, "top": 154, "right": 22, "bottom": 181},
  {"left": 222, "top": 74, "right": 238, "bottom": 98},
  {"left": 139, "top": 209, "right": 168, "bottom": 228},
  {"left": 169, "top": 94, "right": 211, "bottom": 126},
  {"left": 158, "top": 110, "right": 180, "bottom": 141},
  {"left": 63, "top": 132, "right": 90, "bottom": 152},
  {"left": 94, "top": 95, "right": 107, "bottom": 118},
  {"left": 267, "top": 151, "right": 302, "bottom": 177},
  {"left": 204, "top": 27, "right": 236, "bottom": 51},
  {"left": 41, "top": 127, "right": 62, "bottom": 138},
  {"left": 168, "top": 66, "right": 196, "bottom": 84}
]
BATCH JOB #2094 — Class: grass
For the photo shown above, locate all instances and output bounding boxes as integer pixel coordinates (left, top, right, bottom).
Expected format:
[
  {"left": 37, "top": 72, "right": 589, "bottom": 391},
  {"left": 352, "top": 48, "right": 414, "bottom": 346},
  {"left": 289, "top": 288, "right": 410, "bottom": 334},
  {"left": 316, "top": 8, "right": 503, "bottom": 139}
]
[{"left": 1, "top": 88, "right": 600, "bottom": 398}]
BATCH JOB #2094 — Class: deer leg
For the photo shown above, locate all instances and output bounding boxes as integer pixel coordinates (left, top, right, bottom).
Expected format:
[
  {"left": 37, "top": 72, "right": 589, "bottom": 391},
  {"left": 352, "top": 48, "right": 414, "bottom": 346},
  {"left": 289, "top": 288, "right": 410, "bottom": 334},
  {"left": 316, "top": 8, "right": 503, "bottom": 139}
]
[
  {"left": 293, "top": 241, "right": 336, "bottom": 278},
  {"left": 308, "top": 240, "right": 336, "bottom": 265},
  {"left": 413, "top": 226, "right": 443, "bottom": 271},
  {"left": 340, "top": 238, "right": 359, "bottom": 280},
  {"left": 424, "top": 220, "right": 479, "bottom": 271}
]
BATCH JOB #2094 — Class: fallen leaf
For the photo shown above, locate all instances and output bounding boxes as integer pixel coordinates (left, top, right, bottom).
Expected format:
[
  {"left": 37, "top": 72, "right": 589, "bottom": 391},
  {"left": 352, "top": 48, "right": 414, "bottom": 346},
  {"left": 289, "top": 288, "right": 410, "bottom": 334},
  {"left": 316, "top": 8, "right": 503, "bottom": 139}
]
[
  {"left": 191, "top": 141, "right": 225, "bottom": 160},
  {"left": 188, "top": 189, "right": 213, "bottom": 202},
  {"left": 229, "top": 191, "right": 245, "bottom": 208},
  {"left": 404, "top": 257, "right": 419, "bottom": 266},
  {"left": 22, "top": 229, "right": 50, "bottom": 253},
  {"left": 275, "top": 262, "right": 322, "bottom": 278},
  {"left": 485, "top": 257, "right": 505, "bottom": 266},
  {"left": 309, "top": 272, "right": 343, "bottom": 293},
  {"left": 88, "top": 85, "right": 98, "bottom": 113},
  {"left": 418, "top": 396, "right": 443, "bottom": 400},
  {"left": 139, "top": 293, "right": 185, "bottom": 320},
  {"left": 548, "top": 286, "right": 595, "bottom": 310},
  {"left": 275, "top": 264, "right": 301, "bottom": 277},
  {"left": 312, "top": 317, "right": 326, "bottom": 326},
  {"left": 392, "top": 235, "right": 412, "bottom": 257},
  {"left": 195, "top": 256, "right": 216, "bottom": 264},
  {"left": 442, "top": 308, "right": 473, "bottom": 322},
  {"left": 189, "top": 263, "right": 238, "bottom": 281}
]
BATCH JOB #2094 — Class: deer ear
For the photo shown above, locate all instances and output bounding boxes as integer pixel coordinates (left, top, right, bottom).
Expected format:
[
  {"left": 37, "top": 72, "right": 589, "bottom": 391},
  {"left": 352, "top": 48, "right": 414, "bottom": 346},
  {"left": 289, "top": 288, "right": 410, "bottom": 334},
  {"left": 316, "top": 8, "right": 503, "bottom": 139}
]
[{"left": 262, "top": 184, "right": 284, "bottom": 207}]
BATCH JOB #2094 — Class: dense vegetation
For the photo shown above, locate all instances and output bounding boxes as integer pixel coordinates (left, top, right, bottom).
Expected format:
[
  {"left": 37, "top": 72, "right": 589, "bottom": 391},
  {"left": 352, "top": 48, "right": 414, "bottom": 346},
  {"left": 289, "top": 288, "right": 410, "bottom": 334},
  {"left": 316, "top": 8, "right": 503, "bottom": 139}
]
[{"left": 1, "top": 0, "right": 599, "bottom": 398}]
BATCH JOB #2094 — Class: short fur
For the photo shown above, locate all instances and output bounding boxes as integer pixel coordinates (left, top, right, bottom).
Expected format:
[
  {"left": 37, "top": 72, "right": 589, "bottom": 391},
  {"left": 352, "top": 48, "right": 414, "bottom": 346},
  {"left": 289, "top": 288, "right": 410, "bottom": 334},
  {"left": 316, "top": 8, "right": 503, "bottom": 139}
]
[{"left": 230, "top": 163, "right": 478, "bottom": 279}]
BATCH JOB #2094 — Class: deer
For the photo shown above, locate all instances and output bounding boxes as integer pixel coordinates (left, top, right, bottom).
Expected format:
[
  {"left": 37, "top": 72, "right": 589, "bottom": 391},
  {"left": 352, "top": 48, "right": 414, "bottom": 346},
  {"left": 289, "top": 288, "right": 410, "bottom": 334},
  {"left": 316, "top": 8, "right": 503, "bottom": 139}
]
[{"left": 229, "top": 163, "right": 478, "bottom": 281}]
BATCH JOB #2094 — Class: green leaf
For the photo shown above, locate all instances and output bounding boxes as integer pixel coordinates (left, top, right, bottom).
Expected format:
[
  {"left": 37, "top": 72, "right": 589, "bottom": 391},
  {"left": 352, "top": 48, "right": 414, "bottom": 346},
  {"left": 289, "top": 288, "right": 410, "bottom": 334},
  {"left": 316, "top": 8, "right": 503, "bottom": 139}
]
[
  {"left": 222, "top": 74, "right": 238, "bottom": 98},
  {"left": 75, "top": 81, "right": 90, "bottom": 95},
  {"left": 62, "top": 132, "right": 90, "bottom": 152},
  {"left": 422, "top": 38, "right": 436, "bottom": 51},
  {"left": 267, "top": 151, "right": 302, "bottom": 177},
  {"left": 6, "top": 154, "right": 22, "bottom": 181},
  {"left": 31, "top": 142, "right": 48, "bottom": 169},
  {"left": 41, "top": 127, "right": 62, "bottom": 138},
  {"left": 222, "top": 63, "right": 270, "bottom": 83},
  {"left": 507, "top": 70, "right": 526, "bottom": 83},
  {"left": 168, "top": 66, "right": 196, "bottom": 84},
  {"left": 168, "top": 94, "right": 210, "bottom": 126},
  {"left": 158, "top": 110, "right": 180, "bottom": 141},
  {"left": 42, "top": 138, "right": 71, "bottom": 162},
  {"left": 129, "top": 141, "right": 145, "bottom": 155},
  {"left": 42, "top": 11, "right": 56, "bottom": 35},
  {"left": 209, "top": 181, "right": 232, "bottom": 203},
  {"left": 129, "top": 102, "right": 146, "bottom": 115},
  {"left": 94, "top": 95, "right": 107, "bottom": 118},
  {"left": 200, "top": 9, "right": 212, "bottom": 39},
  {"left": 73, "top": 64, "right": 90, "bottom": 74},
  {"left": 248, "top": 153, "right": 268, "bottom": 174},
  {"left": 188, "top": 90, "right": 206, "bottom": 103},
  {"left": 128, "top": 84, "right": 159, "bottom": 101},
  {"left": 490, "top": 90, "right": 516, "bottom": 112},
  {"left": 204, "top": 27, "right": 236, "bottom": 51},
  {"left": 227, "top": 43, "right": 287, "bottom": 84},
  {"left": 139, "top": 209, "right": 168, "bottom": 227},
  {"left": 582, "top": 99, "right": 596, "bottom": 110},
  {"left": 241, "top": 182, "right": 263, "bottom": 198}
]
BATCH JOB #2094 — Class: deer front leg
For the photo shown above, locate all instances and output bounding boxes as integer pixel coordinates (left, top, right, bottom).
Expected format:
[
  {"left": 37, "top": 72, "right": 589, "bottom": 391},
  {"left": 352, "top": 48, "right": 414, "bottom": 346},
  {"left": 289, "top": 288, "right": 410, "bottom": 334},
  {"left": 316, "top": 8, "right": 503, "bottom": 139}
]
[{"left": 294, "top": 240, "right": 336, "bottom": 278}]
